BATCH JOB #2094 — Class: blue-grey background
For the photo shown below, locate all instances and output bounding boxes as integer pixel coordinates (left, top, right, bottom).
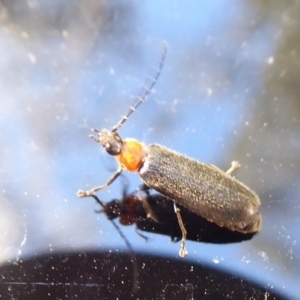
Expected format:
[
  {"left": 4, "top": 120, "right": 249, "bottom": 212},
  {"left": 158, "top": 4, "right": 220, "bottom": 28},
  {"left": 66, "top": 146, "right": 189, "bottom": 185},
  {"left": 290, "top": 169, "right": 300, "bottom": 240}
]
[{"left": 0, "top": 1, "right": 299, "bottom": 298}]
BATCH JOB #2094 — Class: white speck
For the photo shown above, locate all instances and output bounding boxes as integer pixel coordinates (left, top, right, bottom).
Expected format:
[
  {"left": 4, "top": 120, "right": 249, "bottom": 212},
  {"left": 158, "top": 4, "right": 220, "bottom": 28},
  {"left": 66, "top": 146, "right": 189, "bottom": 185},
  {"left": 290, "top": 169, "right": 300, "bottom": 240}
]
[
  {"left": 139, "top": 157, "right": 149, "bottom": 175},
  {"left": 212, "top": 258, "right": 219, "bottom": 264},
  {"left": 267, "top": 57, "right": 274, "bottom": 65},
  {"left": 241, "top": 256, "right": 251, "bottom": 264},
  {"left": 28, "top": 0, "right": 39, "bottom": 9},
  {"left": 28, "top": 53, "right": 37, "bottom": 64},
  {"left": 110, "top": 68, "right": 115, "bottom": 75},
  {"left": 62, "top": 30, "right": 69, "bottom": 38},
  {"left": 21, "top": 31, "right": 29, "bottom": 39}
]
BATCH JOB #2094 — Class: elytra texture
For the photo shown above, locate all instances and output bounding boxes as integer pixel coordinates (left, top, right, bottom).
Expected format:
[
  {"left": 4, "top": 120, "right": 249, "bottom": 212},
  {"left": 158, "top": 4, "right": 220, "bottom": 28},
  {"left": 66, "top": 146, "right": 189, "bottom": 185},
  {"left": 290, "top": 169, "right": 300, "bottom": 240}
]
[{"left": 139, "top": 144, "right": 261, "bottom": 233}]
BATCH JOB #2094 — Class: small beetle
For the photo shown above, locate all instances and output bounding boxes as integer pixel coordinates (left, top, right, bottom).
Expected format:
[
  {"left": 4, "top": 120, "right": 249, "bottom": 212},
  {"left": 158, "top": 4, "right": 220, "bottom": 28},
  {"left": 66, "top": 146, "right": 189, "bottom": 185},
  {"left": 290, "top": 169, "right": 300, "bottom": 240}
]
[{"left": 77, "top": 42, "right": 261, "bottom": 257}]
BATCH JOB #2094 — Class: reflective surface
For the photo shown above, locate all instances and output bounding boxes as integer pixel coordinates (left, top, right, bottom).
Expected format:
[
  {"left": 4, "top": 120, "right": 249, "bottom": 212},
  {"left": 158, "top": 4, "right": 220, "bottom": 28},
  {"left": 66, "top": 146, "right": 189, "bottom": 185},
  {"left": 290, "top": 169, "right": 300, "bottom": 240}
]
[{"left": 0, "top": 1, "right": 299, "bottom": 299}]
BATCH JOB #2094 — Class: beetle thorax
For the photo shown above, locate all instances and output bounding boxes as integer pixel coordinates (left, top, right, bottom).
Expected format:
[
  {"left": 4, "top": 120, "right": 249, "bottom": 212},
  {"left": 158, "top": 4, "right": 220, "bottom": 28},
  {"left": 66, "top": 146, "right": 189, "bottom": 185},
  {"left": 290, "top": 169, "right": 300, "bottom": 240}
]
[{"left": 115, "top": 138, "right": 145, "bottom": 172}]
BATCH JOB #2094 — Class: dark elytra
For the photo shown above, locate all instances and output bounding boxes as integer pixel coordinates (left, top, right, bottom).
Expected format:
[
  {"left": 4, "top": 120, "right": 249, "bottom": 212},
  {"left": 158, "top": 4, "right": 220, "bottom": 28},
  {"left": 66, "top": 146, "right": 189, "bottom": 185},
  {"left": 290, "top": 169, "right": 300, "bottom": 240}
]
[{"left": 139, "top": 144, "right": 261, "bottom": 234}]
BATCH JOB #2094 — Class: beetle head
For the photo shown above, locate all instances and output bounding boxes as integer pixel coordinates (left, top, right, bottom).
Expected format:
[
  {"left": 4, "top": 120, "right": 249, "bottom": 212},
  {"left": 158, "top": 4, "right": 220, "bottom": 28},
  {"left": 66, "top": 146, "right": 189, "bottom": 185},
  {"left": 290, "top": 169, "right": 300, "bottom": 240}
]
[{"left": 97, "top": 129, "right": 123, "bottom": 156}]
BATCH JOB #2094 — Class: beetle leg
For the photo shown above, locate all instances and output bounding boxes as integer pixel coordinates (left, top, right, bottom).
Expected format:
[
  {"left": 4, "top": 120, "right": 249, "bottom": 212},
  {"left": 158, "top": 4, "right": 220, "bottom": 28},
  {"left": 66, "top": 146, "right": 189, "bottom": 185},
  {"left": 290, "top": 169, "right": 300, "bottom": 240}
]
[
  {"left": 226, "top": 161, "right": 241, "bottom": 176},
  {"left": 173, "top": 202, "right": 188, "bottom": 258},
  {"left": 77, "top": 168, "right": 123, "bottom": 197}
]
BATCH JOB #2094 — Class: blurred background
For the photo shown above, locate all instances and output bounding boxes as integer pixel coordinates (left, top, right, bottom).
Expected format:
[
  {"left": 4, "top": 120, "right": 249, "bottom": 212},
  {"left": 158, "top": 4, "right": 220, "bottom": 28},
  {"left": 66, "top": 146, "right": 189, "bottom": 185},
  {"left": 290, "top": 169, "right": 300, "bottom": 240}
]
[{"left": 0, "top": 0, "right": 299, "bottom": 299}]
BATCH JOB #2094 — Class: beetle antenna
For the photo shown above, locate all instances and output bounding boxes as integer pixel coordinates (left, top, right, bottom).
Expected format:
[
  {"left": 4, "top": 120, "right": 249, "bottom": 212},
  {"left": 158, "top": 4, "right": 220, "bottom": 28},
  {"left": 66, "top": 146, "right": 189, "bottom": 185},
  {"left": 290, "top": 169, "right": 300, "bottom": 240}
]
[{"left": 111, "top": 41, "right": 168, "bottom": 133}]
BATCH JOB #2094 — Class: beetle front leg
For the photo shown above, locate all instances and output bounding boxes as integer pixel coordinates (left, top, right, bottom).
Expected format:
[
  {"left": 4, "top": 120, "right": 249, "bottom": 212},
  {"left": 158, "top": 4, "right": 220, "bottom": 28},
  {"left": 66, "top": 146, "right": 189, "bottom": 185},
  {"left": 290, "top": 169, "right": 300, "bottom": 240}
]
[{"left": 77, "top": 168, "right": 123, "bottom": 198}]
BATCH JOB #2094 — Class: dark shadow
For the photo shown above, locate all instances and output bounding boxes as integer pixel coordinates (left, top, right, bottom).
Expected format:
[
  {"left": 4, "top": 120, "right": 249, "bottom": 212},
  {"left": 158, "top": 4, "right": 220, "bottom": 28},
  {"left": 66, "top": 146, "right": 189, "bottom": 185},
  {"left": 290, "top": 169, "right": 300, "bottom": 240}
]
[{"left": 0, "top": 251, "right": 287, "bottom": 300}]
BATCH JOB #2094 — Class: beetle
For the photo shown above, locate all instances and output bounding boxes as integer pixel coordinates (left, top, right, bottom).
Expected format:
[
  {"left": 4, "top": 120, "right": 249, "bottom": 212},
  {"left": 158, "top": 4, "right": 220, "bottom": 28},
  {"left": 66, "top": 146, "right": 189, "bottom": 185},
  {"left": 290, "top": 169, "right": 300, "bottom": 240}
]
[{"left": 77, "top": 42, "right": 262, "bottom": 257}]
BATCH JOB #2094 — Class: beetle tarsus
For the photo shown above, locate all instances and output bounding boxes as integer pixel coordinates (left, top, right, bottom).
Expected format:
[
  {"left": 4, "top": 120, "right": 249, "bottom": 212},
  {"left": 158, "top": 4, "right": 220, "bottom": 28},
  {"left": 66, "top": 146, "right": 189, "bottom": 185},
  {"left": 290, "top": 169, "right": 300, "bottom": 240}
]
[
  {"left": 77, "top": 189, "right": 92, "bottom": 198},
  {"left": 226, "top": 160, "right": 241, "bottom": 175},
  {"left": 77, "top": 168, "right": 123, "bottom": 198},
  {"left": 89, "top": 134, "right": 99, "bottom": 143}
]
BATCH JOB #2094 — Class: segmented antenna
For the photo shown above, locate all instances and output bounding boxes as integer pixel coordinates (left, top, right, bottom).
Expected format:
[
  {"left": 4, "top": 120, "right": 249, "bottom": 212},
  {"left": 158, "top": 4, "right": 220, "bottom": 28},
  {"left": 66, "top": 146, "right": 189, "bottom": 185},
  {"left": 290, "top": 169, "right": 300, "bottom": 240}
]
[{"left": 111, "top": 41, "right": 168, "bottom": 133}]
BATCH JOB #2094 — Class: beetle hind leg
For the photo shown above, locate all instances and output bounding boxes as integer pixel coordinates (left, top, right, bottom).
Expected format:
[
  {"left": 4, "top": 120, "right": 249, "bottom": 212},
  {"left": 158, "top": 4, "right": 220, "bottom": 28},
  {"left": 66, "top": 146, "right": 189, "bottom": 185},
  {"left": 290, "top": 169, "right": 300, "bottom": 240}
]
[{"left": 226, "top": 161, "right": 241, "bottom": 176}]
